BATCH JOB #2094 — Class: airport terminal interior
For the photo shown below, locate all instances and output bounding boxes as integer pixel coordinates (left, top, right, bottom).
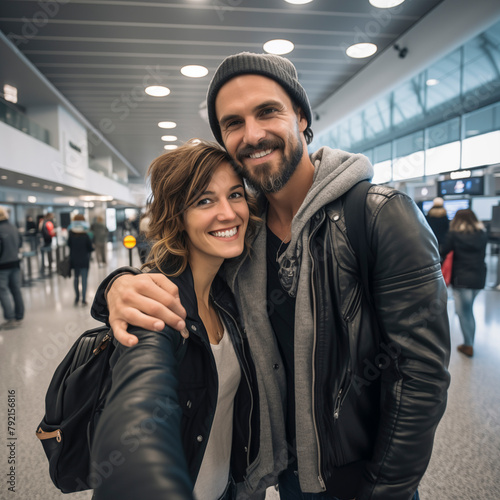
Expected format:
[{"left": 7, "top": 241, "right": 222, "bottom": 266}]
[{"left": 1, "top": 0, "right": 500, "bottom": 498}]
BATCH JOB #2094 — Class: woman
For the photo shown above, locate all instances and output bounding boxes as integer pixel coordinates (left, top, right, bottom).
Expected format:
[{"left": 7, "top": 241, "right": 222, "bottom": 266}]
[
  {"left": 67, "top": 214, "right": 93, "bottom": 305},
  {"left": 91, "top": 140, "right": 260, "bottom": 500},
  {"left": 441, "top": 209, "right": 487, "bottom": 357}
]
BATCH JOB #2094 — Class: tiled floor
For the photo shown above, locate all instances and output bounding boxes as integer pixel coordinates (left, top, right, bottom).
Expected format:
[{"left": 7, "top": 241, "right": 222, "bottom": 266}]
[{"left": 0, "top": 243, "right": 499, "bottom": 499}]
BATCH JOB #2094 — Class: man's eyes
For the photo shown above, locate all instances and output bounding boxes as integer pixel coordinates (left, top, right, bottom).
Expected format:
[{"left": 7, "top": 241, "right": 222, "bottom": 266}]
[
  {"left": 225, "top": 119, "right": 242, "bottom": 129},
  {"left": 261, "top": 107, "right": 278, "bottom": 116}
]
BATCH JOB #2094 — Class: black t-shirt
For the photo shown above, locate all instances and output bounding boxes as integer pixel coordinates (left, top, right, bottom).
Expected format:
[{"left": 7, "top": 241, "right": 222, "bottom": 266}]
[{"left": 266, "top": 226, "right": 297, "bottom": 463}]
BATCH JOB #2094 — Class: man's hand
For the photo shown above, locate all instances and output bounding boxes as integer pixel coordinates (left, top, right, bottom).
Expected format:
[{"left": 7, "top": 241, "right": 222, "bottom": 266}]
[{"left": 108, "top": 273, "right": 187, "bottom": 346}]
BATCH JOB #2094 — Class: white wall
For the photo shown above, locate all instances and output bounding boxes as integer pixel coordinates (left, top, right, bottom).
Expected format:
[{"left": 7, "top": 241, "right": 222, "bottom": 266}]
[
  {"left": 58, "top": 106, "right": 88, "bottom": 181},
  {"left": 0, "top": 121, "right": 135, "bottom": 203}
]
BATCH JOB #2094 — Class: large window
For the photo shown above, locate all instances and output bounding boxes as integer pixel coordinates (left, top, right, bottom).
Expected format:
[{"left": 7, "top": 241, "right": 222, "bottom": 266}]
[{"left": 312, "top": 18, "right": 500, "bottom": 184}]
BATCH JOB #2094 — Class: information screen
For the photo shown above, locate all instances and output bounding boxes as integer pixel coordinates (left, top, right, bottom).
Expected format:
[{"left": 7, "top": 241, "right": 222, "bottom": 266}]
[{"left": 438, "top": 177, "right": 484, "bottom": 196}]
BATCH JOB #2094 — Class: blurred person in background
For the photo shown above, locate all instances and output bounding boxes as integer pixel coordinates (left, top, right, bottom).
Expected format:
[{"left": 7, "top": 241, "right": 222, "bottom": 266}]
[
  {"left": 136, "top": 213, "right": 152, "bottom": 265},
  {"left": 25, "top": 215, "right": 37, "bottom": 234},
  {"left": 0, "top": 207, "right": 24, "bottom": 330},
  {"left": 39, "top": 212, "right": 56, "bottom": 275},
  {"left": 441, "top": 208, "right": 488, "bottom": 357},
  {"left": 91, "top": 216, "right": 109, "bottom": 267},
  {"left": 426, "top": 197, "right": 450, "bottom": 252},
  {"left": 68, "top": 214, "right": 93, "bottom": 306}
]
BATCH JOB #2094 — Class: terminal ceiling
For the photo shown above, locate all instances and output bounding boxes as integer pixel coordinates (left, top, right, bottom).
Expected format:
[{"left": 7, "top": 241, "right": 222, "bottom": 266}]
[{"left": 0, "top": 0, "right": 444, "bottom": 181}]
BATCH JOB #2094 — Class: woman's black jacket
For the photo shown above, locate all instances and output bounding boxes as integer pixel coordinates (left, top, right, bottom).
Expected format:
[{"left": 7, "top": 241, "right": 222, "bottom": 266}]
[
  {"left": 67, "top": 230, "right": 93, "bottom": 269},
  {"left": 440, "top": 229, "right": 488, "bottom": 289},
  {"left": 91, "top": 266, "right": 260, "bottom": 500}
]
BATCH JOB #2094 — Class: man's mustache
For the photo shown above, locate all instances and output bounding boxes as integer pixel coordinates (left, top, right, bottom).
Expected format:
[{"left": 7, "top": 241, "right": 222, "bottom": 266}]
[{"left": 236, "top": 139, "right": 284, "bottom": 163}]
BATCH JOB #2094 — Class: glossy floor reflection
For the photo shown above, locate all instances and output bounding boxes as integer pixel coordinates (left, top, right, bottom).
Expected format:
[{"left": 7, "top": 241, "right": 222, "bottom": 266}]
[{"left": 0, "top": 244, "right": 499, "bottom": 499}]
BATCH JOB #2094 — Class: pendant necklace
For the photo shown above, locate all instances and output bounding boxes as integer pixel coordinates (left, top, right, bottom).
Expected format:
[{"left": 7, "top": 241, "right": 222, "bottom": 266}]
[{"left": 276, "top": 233, "right": 291, "bottom": 262}]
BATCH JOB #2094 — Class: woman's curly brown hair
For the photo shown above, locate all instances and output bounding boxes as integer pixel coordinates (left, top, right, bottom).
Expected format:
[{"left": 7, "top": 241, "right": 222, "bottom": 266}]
[{"left": 143, "top": 139, "right": 260, "bottom": 276}]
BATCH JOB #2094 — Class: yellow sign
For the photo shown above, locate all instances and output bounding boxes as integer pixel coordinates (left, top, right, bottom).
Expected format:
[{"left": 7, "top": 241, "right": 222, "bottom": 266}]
[{"left": 123, "top": 234, "right": 137, "bottom": 249}]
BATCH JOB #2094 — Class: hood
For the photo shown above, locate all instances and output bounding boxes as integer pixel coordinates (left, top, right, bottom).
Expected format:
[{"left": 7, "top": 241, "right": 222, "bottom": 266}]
[
  {"left": 69, "top": 221, "right": 90, "bottom": 233},
  {"left": 289, "top": 147, "right": 373, "bottom": 242},
  {"left": 278, "top": 147, "right": 373, "bottom": 295}
]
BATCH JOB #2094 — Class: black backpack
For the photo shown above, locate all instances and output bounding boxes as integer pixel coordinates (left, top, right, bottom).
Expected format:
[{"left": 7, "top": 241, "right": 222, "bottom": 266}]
[
  {"left": 35, "top": 326, "right": 114, "bottom": 493},
  {"left": 41, "top": 220, "right": 53, "bottom": 245},
  {"left": 36, "top": 324, "right": 188, "bottom": 493}
]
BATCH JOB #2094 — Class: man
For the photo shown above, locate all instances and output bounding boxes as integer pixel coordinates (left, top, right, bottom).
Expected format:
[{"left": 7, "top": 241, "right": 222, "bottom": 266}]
[
  {"left": 0, "top": 207, "right": 24, "bottom": 329},
  {"left": 90, "top": 216, "right": 109, "bottom": 267},
  {"left": 92, "top": 53, "right": 450, "bottom": 500}
]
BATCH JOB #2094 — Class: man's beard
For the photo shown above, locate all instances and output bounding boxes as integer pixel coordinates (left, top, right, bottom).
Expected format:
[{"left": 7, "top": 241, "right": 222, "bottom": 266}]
[{"left": 231, "top": 134, "right": 303, "bottom": 194}]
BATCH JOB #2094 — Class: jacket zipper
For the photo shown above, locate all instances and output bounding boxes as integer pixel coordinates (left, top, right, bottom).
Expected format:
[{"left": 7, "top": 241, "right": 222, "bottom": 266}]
[
  {"left": 213, "top": 299, "right": 254, "bottom": 467},
  {"left": 308, "top": 216, "right": 327, "bottom": 491}
]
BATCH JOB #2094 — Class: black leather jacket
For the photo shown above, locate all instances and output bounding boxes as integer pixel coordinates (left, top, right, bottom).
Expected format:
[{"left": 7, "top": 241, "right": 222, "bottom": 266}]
[
  {"left": 91, "top": 266, "right": 259, "bottom": 500},
  {"left": 310, "top": 186, "right": 451, "bottom": 499}
]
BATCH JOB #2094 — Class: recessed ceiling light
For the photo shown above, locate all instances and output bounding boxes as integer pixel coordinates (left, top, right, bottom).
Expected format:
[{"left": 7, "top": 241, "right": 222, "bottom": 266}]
[
  {"left": 145, "top": 86, "right": 170, "bottom": 97},
  {"left": 164, "top": 145, "right": 178, "bottom": 150},
  {"left": 1, "top": 175, "right": 7, "bottom": 180},
  {"left": 426, "top": 78, "right": 439, "bottom": 86},
  {"left": 17, "top": 179, "right": 24, "bottom": 184},
  {"left": 263, "top": 39, "right": 295, "bottom": 55},
  {"left": 346, "top": 42, "right": 377, "bottom": 59},
  {"left": 28, "top": 196, "right": 37, "bottom": 203},
  {"left": 161, "top": 135, "right": 178, "bottom": 141},
  {"left": 55, "top": 186, "right": 64, "bottom": 191},
  {"left": 31, "top": 182, "right": 40, "bottom": 187},
  {"left": 181, "top": 65, "right": 209, "bottom": 78},
  {"left": 158, "top": 121, "right": 177, "bottom": 129},
  {"left": 3, "top": 84, "right": 17, "bottom": 104},
  {"left": 369, "top": 0, "right": 405, "bottom": 8},
  {"left": 69, "top": 200, "right": 76, "bottom": 206},
  {"left": 284, "top": 0, "right": 314, "bottom": 4}
]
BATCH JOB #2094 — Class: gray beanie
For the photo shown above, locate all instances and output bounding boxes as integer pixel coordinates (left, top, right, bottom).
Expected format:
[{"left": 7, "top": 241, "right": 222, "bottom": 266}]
[{"left": 206, "top": 52, "right": 312, "bottom": 146}]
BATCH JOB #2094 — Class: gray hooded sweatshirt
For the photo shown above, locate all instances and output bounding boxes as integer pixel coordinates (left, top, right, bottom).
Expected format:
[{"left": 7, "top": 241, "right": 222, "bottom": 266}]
[{"left": 228, "top": 147, "right": 374, "bottom": 497}]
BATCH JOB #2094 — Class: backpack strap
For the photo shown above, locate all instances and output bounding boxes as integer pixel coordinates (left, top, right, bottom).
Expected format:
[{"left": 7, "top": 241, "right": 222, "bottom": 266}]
[{"left": 343, "top": 180, "right": 375, "bottom": 304}]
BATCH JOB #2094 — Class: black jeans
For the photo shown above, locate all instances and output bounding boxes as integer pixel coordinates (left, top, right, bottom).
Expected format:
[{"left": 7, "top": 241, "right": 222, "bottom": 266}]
[{"left": 278, "top": 466, "right": 421, "bottom": 500}]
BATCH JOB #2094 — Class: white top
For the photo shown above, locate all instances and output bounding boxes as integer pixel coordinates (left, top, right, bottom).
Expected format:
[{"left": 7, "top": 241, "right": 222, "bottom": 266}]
[{"left": 193, "top": 324, "right": 241, "bottom": 500}]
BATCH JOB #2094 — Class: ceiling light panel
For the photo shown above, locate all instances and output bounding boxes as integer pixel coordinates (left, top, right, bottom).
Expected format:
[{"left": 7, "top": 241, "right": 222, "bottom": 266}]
[
  {"left": 158, "top": 121, "right": 177, "bottom": 129},
  {"left": 145, "top": 86, "right": 170, "bottom": 97},
  {"left": 369, "top": 0, "right": 405, "bottom": 8},
  {"left": 263, "top": 39, "right": 295, "bottom": 55},
  {"left": 181, "top": 65, "right": 209, "bottom": 78},
  {"left": 346, "top": 43, "right": 378, "bottom": 59}
]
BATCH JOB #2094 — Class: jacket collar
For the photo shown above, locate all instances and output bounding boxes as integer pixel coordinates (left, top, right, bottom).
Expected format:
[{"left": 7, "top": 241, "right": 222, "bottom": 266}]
[{"left": 149, "top": 263, "right": 239, "bottom": 339}]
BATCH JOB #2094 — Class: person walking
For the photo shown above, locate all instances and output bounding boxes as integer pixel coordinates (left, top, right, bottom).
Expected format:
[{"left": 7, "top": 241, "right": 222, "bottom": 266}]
[
  {"left": 92, "top": 53, "right": 450, "bottom": 500},
  {"left": 136, "top": 213, "right": 152, "bottom": 264},
  {"left": 90, "top": 216, "right": 109, "bottom": 267},
  {"left": 0, "top": 207, "right": 24, "bottom": 330},
  {"left": 441, "top": 209, "right": 488, "bottom": 357},
  {"left": 39, "top": 212, "right": 56, "bottom": 276},
  {"left": 426, "top": 197, "right": 450, "bottom": 251},
  {"left": 68, "top": 214, "right": 93, "bottom": 305}
]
